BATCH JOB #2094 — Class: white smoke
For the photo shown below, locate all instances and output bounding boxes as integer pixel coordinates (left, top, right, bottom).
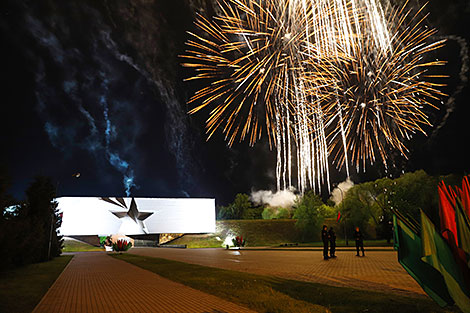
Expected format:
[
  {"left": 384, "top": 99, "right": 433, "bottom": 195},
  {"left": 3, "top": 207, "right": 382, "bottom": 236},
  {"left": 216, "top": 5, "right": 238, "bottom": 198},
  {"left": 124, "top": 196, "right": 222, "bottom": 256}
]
[
  {"left": 330, "top": 178, "right": 354, "bottom": 205},
  {"left": 250, "top": 188, "right": 297, "bottom": 208},
  {"left": 431, "top": 35, "right": 469, "bottom": 138},
  {"left": 29, "top": 14, "right": 140, "bottom": 197}
]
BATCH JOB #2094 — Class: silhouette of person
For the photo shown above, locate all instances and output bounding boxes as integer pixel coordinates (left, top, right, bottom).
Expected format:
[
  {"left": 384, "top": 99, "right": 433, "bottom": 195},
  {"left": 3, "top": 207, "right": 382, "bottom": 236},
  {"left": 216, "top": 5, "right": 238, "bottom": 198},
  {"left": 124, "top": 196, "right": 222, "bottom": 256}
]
[
  {"left": 321, "top": 225, "right": 329, "bottom": 260},
  {"left": 328, "top": 227, "right": 336, "bottom": 258},
  {"left": 354, "top": 226, "right": 365, "bottom": 256}
]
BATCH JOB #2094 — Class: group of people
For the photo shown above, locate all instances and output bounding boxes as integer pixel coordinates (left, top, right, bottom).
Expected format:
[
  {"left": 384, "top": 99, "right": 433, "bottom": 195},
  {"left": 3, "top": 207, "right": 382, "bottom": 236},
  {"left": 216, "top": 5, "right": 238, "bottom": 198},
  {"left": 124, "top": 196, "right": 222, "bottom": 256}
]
[{"left": 321, "top": 225, "right": 365, "bottom": 260}]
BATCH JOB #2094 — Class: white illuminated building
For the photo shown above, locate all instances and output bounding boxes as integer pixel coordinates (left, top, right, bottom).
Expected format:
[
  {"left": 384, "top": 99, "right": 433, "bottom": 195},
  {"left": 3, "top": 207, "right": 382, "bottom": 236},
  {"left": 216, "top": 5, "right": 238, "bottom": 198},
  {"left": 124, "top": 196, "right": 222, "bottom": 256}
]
[{"left": 57, "top": 197, "right": 216, "bottom": 236}]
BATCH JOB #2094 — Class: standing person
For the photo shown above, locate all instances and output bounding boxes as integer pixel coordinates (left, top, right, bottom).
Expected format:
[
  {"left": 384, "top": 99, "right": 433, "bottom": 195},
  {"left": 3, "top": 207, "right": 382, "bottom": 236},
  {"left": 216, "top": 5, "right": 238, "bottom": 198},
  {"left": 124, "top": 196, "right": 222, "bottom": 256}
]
[
  {"left": 321, "top": 225, "right": 329, "bottom": 260},
  {"left": 328, "top": 227, "right": 336, "bottom": 258},
  {"left": 354, "top": 226, "right": 365, "bottom": 256}
]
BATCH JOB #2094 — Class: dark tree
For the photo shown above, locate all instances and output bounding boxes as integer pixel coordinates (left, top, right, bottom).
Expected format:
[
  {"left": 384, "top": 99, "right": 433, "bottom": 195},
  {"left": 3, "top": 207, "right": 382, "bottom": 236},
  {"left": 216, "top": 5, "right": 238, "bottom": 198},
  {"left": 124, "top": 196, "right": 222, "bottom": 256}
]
[
  {"left": 23, "top": 176, "right": 63, "bottom": 262},
  {"left": 1, "top": 175, "right": 62, "bottom": 268},
  {"left": 293, "top": 191, "right": 327, "bottom": 241},
  {"left": 217, "top": 193, "right": 253, "bottom": 219}
]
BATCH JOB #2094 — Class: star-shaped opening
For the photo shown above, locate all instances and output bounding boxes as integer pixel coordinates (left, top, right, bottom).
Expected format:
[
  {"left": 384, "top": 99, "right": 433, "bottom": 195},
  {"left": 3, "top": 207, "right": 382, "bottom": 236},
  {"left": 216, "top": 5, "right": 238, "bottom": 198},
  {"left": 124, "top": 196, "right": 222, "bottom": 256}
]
[{"left": 101, "top": 197, "right": 154, "bottom": 234}]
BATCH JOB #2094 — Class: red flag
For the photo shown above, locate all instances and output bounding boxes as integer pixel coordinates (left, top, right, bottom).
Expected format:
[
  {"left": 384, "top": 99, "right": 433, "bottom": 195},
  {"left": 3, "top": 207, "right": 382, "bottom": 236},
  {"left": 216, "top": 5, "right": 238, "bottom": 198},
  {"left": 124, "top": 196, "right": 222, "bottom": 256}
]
[
  {"left": 461, "top": 176, "right": 470, "bottom": 217},
  {"left": 438, "top": 180, "right": 468, "bottom": 269},
  {"left": 337, "top": 211, "right": 342, "bottom": 222},
  {"left": 438, "top": 181, "right": 457, "bottom": 246}
]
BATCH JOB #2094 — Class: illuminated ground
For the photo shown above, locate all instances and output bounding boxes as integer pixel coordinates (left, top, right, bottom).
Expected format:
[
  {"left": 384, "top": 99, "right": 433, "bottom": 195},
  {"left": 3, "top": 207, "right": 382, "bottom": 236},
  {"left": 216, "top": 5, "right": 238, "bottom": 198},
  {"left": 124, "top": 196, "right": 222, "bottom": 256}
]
[
  {"left": 32, "top": 249, "right": 435, "bottom": 312},
  {"left": 33, "top": 252, "right": 254, "bottom": 313},
  {"left": 129, "top": 247, "right": 425, "bottom": 298}
]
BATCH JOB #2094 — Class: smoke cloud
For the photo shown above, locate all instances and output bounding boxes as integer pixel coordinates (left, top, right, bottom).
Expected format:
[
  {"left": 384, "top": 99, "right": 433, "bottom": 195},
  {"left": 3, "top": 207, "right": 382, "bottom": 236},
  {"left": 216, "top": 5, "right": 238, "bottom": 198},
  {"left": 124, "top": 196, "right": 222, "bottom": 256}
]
[
  {"left": 99, "top": 75, "right": 138, "bottom": 196},
  {"left": 431, "top": 35, "right": 469, "bottom": 138},
  {"left": 330, "top": 178, "right": 354, "bottom": 205},
  {"left": 250, "top": 188, "right": 297, "bottom": 208},
  {"left": 101, "top": 27, "right": 196, "bottom": 195},
  {"left": 28, "top": 12, "right": 140, "bottom": 196}
]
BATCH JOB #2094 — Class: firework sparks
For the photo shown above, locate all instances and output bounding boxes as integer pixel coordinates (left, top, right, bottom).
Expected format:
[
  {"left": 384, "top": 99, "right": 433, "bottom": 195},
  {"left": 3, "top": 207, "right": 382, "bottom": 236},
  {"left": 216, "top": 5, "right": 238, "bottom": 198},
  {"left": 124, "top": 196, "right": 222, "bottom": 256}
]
[
  {"left": 308, "top": 2, "right": 447, "bottom": 171},
  {"left": 182, "top": 0, "right": 446, "bottom": 193},
  {"left": 181, "top": 0, "right": 304, "bottom": 146},
  {"left": 181, "top": 0, "right": 326, "bottom": 192}
]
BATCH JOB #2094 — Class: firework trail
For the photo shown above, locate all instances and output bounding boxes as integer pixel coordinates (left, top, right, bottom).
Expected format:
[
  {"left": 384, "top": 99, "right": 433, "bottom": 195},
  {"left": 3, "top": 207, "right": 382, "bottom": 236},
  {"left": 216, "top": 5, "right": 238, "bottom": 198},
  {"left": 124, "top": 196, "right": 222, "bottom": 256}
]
[{"left": 182, "top": 0, "right": 446, "bottom": 193}]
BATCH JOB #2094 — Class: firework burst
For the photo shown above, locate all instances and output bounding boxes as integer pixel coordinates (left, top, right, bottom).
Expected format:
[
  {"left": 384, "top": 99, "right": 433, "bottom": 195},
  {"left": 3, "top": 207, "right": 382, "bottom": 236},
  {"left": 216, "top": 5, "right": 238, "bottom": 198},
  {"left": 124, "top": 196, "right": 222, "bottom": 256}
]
[
  {"left": 308, "top": 2, "right": 447, "bottom": 171},
  {"left": 182, "top": 0, "right": 446, "bottom": 192},
  {"left": 181, "top": 0, "right": 309, "bottom": 146}
]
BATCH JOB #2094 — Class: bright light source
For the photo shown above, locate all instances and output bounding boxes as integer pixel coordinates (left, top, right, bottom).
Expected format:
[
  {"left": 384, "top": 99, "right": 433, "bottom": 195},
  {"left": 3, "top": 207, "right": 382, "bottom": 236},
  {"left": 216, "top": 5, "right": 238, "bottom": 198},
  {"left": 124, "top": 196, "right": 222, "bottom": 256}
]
[{"left": 57, "top": 197, "right": 216, "bottom": 236}]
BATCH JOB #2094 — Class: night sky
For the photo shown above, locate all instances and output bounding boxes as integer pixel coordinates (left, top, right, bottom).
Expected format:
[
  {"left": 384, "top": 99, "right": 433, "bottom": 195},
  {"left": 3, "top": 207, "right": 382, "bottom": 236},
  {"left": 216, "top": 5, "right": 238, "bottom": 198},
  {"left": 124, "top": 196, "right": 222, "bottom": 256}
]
[{"left": 1, "top": 0, "right": 469, "bottom": 205}]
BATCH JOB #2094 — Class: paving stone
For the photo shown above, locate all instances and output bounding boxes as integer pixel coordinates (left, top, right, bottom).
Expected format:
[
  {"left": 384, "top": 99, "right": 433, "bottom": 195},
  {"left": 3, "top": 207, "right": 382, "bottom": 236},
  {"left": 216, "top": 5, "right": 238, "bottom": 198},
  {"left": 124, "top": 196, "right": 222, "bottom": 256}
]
[
  {"left": 130, "top": 247, "right": 426, "bottom": 298},
  {"left": 33, "top": 252, "right": 254, "bottom": 313}
]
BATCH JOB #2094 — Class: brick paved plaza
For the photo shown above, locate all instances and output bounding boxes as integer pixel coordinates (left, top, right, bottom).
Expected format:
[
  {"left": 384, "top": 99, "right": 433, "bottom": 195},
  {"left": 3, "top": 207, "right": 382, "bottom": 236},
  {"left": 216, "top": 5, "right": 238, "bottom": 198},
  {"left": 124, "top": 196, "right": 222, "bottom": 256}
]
[
  {"left": 33, "top": 252, "right": 254, "bottom": 313},
  {"left": 130, "top": 247, "right": 426, "bottom": 298},
  {"left": 33, "top": 248, "right": 427, "bottom": 312}
]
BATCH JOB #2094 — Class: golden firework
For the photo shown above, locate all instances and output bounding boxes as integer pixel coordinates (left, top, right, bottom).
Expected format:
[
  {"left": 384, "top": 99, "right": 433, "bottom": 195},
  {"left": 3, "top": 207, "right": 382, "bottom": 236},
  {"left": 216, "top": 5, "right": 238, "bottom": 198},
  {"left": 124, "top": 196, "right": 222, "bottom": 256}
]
[
  {"left": 181, "top": 0, "right": 312, "bottom": 147},
  {"left": 306, "top": 2, "right": 447, "bottom": 171},
  {"left": 182, "top": 0, "right": 446, "bottom": 192}
]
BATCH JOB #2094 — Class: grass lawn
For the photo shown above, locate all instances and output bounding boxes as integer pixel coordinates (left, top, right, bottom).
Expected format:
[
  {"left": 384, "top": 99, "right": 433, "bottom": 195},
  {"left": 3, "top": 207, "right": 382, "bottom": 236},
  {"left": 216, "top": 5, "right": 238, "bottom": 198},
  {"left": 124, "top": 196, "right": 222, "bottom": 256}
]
[
  {"left": 112, "top": 253, "right": 457, "bottom": 313},
  {"left": 168, "top": 235, "right": 222, "bottom": 248},
  {"left": 172, "top": 236, "right": 392, "bottom": 249},
  {"left": 171, "top": 219, "right": 301, "bottom": 248},
  {"left": 62, "top": 238, "right": 104, "bottom": 252},
  {"left": 170, "top": 220, "right": 394, "bottom": 248},
  {"left": 0, "top": 255, "right": 73, "bottom": 313}
]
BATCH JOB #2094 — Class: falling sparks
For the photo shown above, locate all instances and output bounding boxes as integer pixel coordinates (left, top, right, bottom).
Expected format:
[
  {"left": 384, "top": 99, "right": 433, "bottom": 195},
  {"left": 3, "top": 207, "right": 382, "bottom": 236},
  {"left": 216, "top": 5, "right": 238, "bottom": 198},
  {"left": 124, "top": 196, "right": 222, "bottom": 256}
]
[
  {"left": 182, "top": 0, "right": 446, "bottom": 193},
  {"left": 309, "top": 1, "right": 447, "bottom": 171}
]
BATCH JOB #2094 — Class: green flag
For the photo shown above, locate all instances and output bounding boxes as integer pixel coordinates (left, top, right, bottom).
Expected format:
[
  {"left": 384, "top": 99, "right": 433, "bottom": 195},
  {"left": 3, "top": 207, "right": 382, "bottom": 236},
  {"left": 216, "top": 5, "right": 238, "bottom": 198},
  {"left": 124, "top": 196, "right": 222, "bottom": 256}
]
[
  {"left": 392, "top": 214, "right": 452, "bottom": 307},
  {"left": 420, "top": 210, "right": 470, "bottom": 313}
]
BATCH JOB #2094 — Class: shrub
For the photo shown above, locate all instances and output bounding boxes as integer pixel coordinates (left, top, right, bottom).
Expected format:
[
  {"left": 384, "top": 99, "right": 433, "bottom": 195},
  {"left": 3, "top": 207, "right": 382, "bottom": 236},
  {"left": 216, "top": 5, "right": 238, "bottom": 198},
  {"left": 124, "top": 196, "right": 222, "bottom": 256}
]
[
  {"left": 112, "top": 239, "right": 132, "bottom": 252},
  {"left": 262, "top": 206, "right": 292, "bottom": 219},
  {"left": 232, "top": 236, "right": 246, "bottom": 248},
  {"left": 241, "top": 206, "right": 264, "bottom": 219}
]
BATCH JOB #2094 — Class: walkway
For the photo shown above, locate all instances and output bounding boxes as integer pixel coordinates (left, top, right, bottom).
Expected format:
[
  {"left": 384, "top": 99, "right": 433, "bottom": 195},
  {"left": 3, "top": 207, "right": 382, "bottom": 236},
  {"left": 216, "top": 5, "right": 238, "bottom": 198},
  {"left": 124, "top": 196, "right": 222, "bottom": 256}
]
[
  {"left": 130, "top": 248, "right": 426, "bottom": 298},
  {"left": 33, "top": 252, "right": 254, "bottom": 313}
]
